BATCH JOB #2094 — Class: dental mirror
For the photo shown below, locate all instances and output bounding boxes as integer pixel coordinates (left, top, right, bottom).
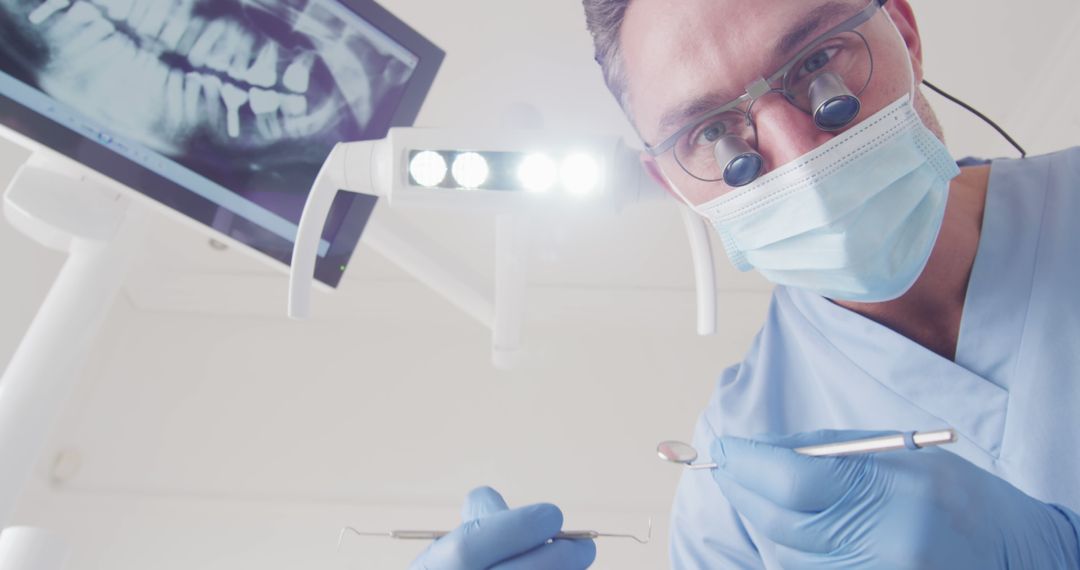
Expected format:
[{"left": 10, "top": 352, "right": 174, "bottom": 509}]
[
  {"left": 656, "top": 440, "right": 716, "bottom": 470},
  {"left": 658, "top": 430, "right": 958, "bottom": 471}
]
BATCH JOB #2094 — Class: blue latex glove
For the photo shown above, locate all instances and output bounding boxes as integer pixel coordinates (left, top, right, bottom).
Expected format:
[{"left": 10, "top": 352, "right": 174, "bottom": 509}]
[
  {"left": 409, "top": 486, "right": 596, "bottom": 570},
  {"left": 710, "top": 430, "right": 1080, "bottom": 569}
]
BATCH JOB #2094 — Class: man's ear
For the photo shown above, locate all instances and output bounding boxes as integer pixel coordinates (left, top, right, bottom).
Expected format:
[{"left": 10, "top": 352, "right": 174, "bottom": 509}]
[
  {"left": 639, "top": 152, "right": 686, "bottom": 203},
  {"left": 885, "top": 0, "right": 924, "bottom": 82}
]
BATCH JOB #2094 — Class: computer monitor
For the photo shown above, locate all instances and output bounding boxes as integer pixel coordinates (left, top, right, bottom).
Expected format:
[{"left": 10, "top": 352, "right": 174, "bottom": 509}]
[{"left": 0, "top": 0, "right": 442, "bottom": 287}]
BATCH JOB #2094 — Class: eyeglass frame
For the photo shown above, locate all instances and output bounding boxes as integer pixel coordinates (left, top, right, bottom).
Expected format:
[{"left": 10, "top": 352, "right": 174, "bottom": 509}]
[{"left": 643, "top": 0, "right": 888, "bottom": 163}]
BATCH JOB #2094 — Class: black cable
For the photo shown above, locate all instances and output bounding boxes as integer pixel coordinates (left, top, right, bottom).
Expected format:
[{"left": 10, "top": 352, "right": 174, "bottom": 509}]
[{"left": 922, "top": 79, "right": 1026, "bottom": 158}]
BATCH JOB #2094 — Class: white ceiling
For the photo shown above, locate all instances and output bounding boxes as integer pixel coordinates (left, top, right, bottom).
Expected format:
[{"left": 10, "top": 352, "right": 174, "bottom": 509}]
[{"left": 1, "top": 1, "right": 1078, "bottom": 568}]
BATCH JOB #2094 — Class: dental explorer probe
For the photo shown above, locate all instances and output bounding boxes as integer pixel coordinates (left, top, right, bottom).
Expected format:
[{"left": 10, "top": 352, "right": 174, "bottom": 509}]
[
  {"left": 338, "top": 519, "right": 651, "bottom": 549},
  {"left": 658, "top": 428, "right": 957, "bottom": 470}
]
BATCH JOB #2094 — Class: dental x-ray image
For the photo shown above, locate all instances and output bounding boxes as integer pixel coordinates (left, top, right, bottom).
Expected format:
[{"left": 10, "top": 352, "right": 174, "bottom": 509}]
[{"left": 0, "top": 0, "right": 432, "bottom": 282}]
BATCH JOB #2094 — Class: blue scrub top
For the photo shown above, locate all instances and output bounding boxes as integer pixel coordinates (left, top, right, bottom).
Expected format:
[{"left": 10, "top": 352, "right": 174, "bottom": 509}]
[{"left": 670, "top": 147, "right": 1080, "bottom": 569}]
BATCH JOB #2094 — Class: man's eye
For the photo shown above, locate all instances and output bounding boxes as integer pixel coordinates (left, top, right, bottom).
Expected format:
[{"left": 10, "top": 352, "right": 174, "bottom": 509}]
[
  {"left": 797, "top": 46, "right": 842, "bottom": 79},
  {"left": 693, "top": 122, "right": 727, "bottom": 146}
]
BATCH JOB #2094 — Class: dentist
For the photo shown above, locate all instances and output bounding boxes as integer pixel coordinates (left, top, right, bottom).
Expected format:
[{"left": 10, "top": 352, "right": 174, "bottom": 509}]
[{"left": 411, "top": 1, "right": 1080, "bottom": 567}]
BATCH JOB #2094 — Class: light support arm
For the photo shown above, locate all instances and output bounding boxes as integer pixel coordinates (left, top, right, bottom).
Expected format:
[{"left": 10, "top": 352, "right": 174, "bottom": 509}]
[
  {"left": 288, "top": 139, "right": 391, "bottom": 319},
  {"left": 492, "top": 213, "right": 527, "bottom": 368},
  {"left": 677, "top": 205, "right": 718, "bottom": 336}
]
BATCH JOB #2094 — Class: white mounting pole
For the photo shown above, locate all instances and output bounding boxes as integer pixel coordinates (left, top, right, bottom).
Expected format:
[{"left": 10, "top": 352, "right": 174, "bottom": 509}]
[
  {"left": 492, "top": 213, "right": 527, "bottom": 370},
  {"left": 0, "top": 154, "right": 139, "bottom": 526}
]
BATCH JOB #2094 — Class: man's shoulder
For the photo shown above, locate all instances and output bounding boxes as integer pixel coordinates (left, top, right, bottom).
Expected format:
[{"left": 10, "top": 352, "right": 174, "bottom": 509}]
[
  {"left": 991, "top": 145, "right": 1080, "bottom": 180},
  {"left": 1039, "top": 145, "right": 1080, "bottom": 164}
]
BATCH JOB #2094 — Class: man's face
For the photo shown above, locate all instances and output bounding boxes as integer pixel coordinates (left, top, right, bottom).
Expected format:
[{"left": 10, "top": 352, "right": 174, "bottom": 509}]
[{"left": 622, "top": 0, "right": 922, "bottom": 205}]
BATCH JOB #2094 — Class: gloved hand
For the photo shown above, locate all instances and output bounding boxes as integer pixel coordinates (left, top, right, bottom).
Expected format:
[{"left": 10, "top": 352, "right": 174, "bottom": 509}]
[
  {"left": 409, "top": 486, "right": 596, "bottom": 570},
  {"left": 709, "top": 430, "right": 1080, "bottom": 569}
]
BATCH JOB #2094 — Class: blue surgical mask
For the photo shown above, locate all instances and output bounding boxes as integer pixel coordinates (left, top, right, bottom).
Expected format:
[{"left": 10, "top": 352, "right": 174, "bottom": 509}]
[{"left": 691, "top": 92, "right": 960, "bottom": 302}]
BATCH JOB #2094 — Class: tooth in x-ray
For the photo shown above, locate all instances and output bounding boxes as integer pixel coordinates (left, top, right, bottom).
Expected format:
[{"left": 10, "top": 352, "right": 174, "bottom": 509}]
[
  {"left": 183, "top": 71, "right": 225, "bottom": 128},
  {"left": 249, "top": 88, "right": 283, "bottom": 139},
  {"left": 28, "top": 0, "right": 72, "bottom": 25},
  {"left": 282, "top": 52, "right": 314, "bottom": 94},
  {"left": 281, "top": 94, "right": 307, "bottom": 116},
  {"left": 183, "top": 71, "right": 204, "bottom": 124},
  {"left": 227, "top": 30, "right": 257, "bottom": 81},
  {"left": 49, "top": 1, "right": 104, "bottom": 37},
  {"left": 137, "top": 49, "right": 170, "bottom": 107},
  {"left": 206, "top": 22, "right": 245, "bottom": 73},
  {"left": 158, "top": 5, "right": 191, "bottom": 51},
  {"left": 164, "top": 69, "right": 185, "bottom": 130},
  {"left": 256, "top": 114, "right": 283, "bottom": 140},
  {"left": 172, "top": 15, "right": 205, "bottom": 56},
  {"left": 130, "top": 0, "right": 171, "bottom": 39},
  {"left": 92, "top": 0, "right": 135, "bottom": 22},
  {"left": 65, "top": 31, "right": 131, "bottom": 77},
  {"left": 60, "top": 11, "right": 116, "bottom": 57},
  {"left": 188, "top": 19, "right": 226, "bottom": 69},
  {"left": 244, "top": 42, "right": 279, "bottom": 88},
  {"left": 220, "top": 82, "right": 249, "bottom": 138},
  {"left": 200, "top": 74, "right": 224, "bottom": 126},
  {"left": 248, "top": 87, "right": 281, "bottom": 114}
]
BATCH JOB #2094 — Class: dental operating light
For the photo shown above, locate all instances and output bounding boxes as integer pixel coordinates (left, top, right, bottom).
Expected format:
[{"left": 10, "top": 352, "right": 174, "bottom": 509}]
[
  {"left": 286, "top": 126, "right": 722, "bottom": 367},
  {"left": 290, "top": 129, "right": 669, "bottom": 294}
]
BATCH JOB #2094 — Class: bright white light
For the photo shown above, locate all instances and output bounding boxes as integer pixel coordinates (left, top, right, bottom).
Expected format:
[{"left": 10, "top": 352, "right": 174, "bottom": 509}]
[
  {"left": 451, "top": 152, "right": 489, "bottom": 189},
  {"left": 517, "top": 153, "right": 557, "bottom": 193},
  {"left": 560, "top": 154, "right": 600, "bottom": 196},
  {"left": 409, "top": 151, "right": 447, "bottom": 187}
]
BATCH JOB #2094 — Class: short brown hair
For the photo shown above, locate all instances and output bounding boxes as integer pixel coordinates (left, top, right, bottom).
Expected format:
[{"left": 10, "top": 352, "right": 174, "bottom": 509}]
[{"left": 582, "top": 0, "right": 633, "bottom": 111}]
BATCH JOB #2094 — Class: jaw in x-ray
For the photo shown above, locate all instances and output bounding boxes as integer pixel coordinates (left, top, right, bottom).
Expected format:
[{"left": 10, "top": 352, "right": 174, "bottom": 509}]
[{"left": 0, "top": 0, "right": 415, "bottom": 219}]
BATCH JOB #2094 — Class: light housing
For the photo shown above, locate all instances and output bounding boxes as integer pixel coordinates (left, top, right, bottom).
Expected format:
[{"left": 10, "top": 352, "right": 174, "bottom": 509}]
[{"left": 392, "top": 128, "right": 634, "bottom": 204}]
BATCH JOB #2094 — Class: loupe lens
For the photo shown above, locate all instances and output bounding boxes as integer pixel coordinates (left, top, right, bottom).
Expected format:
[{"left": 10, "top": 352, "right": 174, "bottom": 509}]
[
  {"left": 815, "top": 95, "right": 861, "bottom": 129},
  {"left": 714, "top": 135, "right": 763, "bottom": 187},
  {"left": 809, "top": 72, "right": 861, "bottom": 131},
  {"left": 724, "top": 154, "right": 764, "bottom": 187}
]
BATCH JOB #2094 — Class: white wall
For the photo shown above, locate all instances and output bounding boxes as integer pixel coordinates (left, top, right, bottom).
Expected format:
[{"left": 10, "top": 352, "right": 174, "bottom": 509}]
[{"left": 1, "top": 0, "right": 1078, "bottom": 569}]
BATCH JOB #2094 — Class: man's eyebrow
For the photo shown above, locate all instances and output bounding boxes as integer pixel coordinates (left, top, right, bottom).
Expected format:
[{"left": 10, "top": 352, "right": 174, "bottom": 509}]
[
  {"left": 653, "top": 1, "right": 858, "bottom": 142},
  {"left": 775, "top": 1, "right": 855, "bottom": 58},
  {"left": 656, "top": 92, "right": 736, "bottom": 138}
]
